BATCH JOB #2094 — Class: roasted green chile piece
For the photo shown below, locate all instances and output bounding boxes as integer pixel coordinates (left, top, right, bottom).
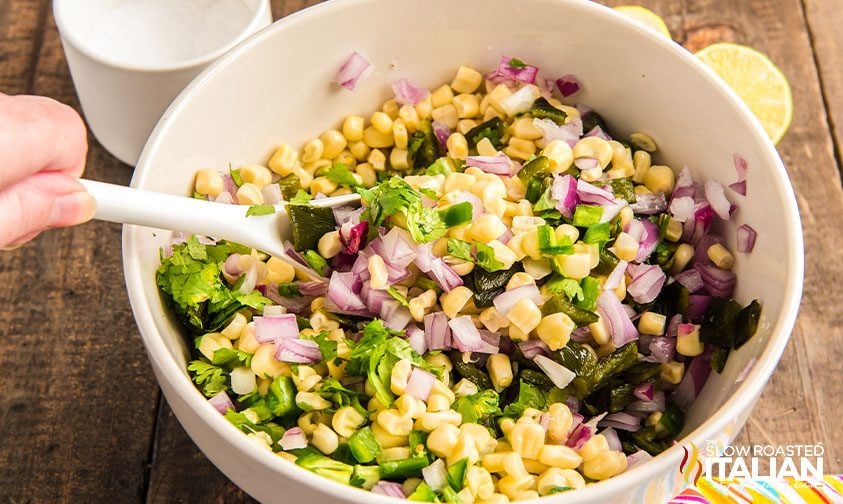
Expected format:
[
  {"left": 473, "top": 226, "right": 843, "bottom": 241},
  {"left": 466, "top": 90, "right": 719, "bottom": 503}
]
[
  {"left": 528, "top": 97, "right": 568, "bottom": 124},
  {"left": 287, "top": 204, "right": 337, "bottom": 251},
  {"left": 450, "top": 351, "right": 494, "bottom": 389},
  {"left": 465, "top": 117, "right": 506, "bottom": 148},
  {"left": 541, "top": 295, "right": 599, "bottom": 327}
]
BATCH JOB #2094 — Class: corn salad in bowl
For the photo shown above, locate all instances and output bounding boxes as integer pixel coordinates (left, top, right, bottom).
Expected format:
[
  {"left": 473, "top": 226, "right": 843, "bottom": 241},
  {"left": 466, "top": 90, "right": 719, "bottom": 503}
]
[{"left": 156, "top": 55, "right": 761, "bottom": 502}]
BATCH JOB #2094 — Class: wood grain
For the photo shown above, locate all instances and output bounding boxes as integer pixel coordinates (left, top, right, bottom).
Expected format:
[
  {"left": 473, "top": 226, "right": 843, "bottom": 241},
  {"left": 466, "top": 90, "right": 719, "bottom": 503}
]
[{"left": 0, "top": 0, "right": 839, "bottom": 502}]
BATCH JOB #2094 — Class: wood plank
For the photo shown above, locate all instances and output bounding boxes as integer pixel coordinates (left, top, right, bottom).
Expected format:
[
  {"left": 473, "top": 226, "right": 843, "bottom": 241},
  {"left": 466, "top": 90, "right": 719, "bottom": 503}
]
[
  {"left": 803, "top": 0, "right": 843, "bottom": 171},
  {"left": 0, "top": 0, "right": 47, "bottom": 94},
  {"left": 0, "top": 3, "right": 162, "bottom": 503},
  {"left": 605, "top": 0, "right": 843, "bottom": 472}
]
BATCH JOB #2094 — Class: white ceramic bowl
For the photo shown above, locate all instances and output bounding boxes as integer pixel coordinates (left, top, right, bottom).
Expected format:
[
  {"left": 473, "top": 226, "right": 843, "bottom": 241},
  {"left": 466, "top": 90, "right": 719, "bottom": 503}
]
[{"left": 123, "top": 0, "right": 803, "bottom": 502}]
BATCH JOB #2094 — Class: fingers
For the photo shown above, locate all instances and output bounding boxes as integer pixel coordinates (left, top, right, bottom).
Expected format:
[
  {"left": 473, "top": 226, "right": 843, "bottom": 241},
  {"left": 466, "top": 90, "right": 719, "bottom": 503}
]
[
  {"left": 0, "top": 93, "right": 88, "bottom": 190},
  {"left": 0, "top": 170, "right": 96, "bottom": 249}
]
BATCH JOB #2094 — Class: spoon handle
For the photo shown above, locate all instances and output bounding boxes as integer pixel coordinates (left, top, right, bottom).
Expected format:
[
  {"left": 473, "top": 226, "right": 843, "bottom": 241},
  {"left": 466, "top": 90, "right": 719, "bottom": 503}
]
[{"left": 79, "top": 179, "right": 282, "bottom": 249}]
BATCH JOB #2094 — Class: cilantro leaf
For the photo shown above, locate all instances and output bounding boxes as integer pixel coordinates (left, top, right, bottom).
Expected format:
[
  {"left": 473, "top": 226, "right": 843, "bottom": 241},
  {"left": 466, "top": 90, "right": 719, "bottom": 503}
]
[
  {"left": 508, "top": 57, "right": 527, "bottom": 69},
  {"left": 533, "top": 186, "right": 556, "bottom": 212},
  {"left": 156, "top": 236, "right": 271, "bottom": 333},
  {"left": 546, "top": 276, "right": 584, "bottom": 302},
  {"left": 246, "top": 204, "right": 276, "bottom": 217},
  {"left": 230, "top": 168, "right": 243, "bottom": 187},
  {"left": 288, "top": 190, "right": 313, "bottom": 206},
  {"left": 212, "top": 347, "right": 253, "bottom": 368},
  {"left": 387, "top": 287, "right": 409, "bottom": 307},
  {"left": 358, "top": 177, "right": 446, "bottom": 244},
  {"left": 447, "top": 238, "right": 474, "bottom": 262},
  {"left": 474, "top": 242, "right": 505, "bottom": 272},
  {"left": 501, "top": 380, "right": 547, "bottom": 418},
  {"left": 453, "top": 390, "right": 501, "bottom": 424},
  {"left": 326, "top": 163, "right": 361, "bottom": 187},
  {"left": 308, "top": 331, "right": 338, "bottom": 362},
  {"left": 188, "top": 360, "right": 228, "bottom": 396}
]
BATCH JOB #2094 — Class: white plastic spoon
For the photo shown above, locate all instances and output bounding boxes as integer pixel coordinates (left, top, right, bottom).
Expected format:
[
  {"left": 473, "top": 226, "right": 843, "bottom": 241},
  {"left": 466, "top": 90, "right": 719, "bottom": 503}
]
[{"left": 80, "top": 179, "right": 361, "bottom": 279}]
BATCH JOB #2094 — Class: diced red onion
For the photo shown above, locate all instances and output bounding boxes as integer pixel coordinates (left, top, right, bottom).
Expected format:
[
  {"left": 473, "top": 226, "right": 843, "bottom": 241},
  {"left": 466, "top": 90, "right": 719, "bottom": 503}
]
[
  {"left": 494, "top": 54, "right": 539, "bottom": 84},
  {"left": 584, "top": 125, "right": 611, "bottom": 140},
  {"left": 263, "top": 305, "right": 287, "bottom": 317},
  {"left": 451, "top": 191, "right": 483, "bottom": 223},
  {"left": 371, "top": 481, "right": 406, "bottom": 498},
  {"left": 222, "top": 174, "right": 238, "bottom": 197},
  {"left": 214, "top": 191, "right": 234, "bottom": 204},
  {"left": 432, "top": 121, "right": 451, "bottom": 149},
  {"left": 449, "top": 316, "right": 498, "bottom": 353},
  {"left": 239, "top": 264, "right": 258, "bottom": 294},
  {"left": 627, "top": 450, "right": 653, "bottom": 469},
  {"left": 600, "top": 427, "right": 622, "bottom": 452},
  {"left": 673, "top": 356, "right": 712, "bottom": 411},
  {"left": 519, "top": 340, "right": 549, "bottom": 359},
  {"left": 604, "top": 260, "right": 628, "bottom": 291},
  {"left": 363, "top": 282, "right": 394, "bottom": 314},
  {"left": 626, "top": 263, "right": 666, "bottom": 304},
  {"left": 327, "top": 271, "right": 369, "bottom": 314},
  {"left": 555, "top": 74, "right": 581, "bottom": 97},
  {"left": 538, "top": 78, "right": 555, "bottom": 99},
  {"left": 565, "top": 422, "right": 594, "bottom": 449},
  {"left": 539, "top": 412, "right": 551, "bottom": 430},
  {"left": 428, "top": 258, "right": 463, "bottom": 292},
  {"left": 254, "top": 314, "right": 299, "bottom": 343},
  {"left": 674, "top": 268, "right": 705, "bottom": 293},
  {"left": 596, "top": 291, "right": 638, "bottom": 347},
  {"left": 261, "top": 284, "right": 311, "bottom": 313},
  {"left": 570, "top": 327, "right": 591, "bottom": 343},
  {"left": 635, "top": 219, "right": 660, "bottom": 262},
  {"left": 534, "top": 117, "right": 582, "bottom": 147},
  {"left": 598, "top": 412, "right": 642, "bottom": 432},
  {"left": 208, "top": 391, "right": 234, "bottom": 414},
  {"left": 276, "top": 337, "right": 322, "bottom": 363},
  {"left": 493, "top": 283, "right": 544, "bottom": 316},
  {"left": 737, "top": 224, "right": 757, "bottom": 253},
  {"left": 381, "top": 300, "right": 412, "bottom": 331},
  {"left": 574, "top": 157, "right": 600, "bottom": 171},
  {"left": 339, "top": 221, "right": 368, "bottom": 255},
  {"left": 600, "top": 198, "right": 628, "bottom": 224},
  {"left": 626, "top": 391, "right": 666, "bottom": 414},
  {"left": 551, "top": 174, "right": 579, "bottom": 218},
  {"left": 688, "top": 294, "right": 712, "bottom": 322},
  {"left": 392, "top": 78, "right": 429, "bottom": 105},
  {"left": 633, "top": 383, "right": 654, "bottom": 401},
  {"left": 333, "top": 205, "right": 363, "bottom": 227},
  {"left": 405, "top": 367, "right": 436, "bottom": 400},
  {"left": 736, "top": 356, "right": 757, "bottom": 383},
  {"left": 279, "top": 427, "right": 308, "bottom": 451},
  {"left": 666, "top": 314, "right": 682, "bottom": 338},
  {"left": 704, "top": 180, "right": 731, "bottom": 220},
  {"left": 534, "top": 355, "right": 576, "bottom": 389},
  {"left": 422, "top": 458, "right": 448, "bottom": 491},
  {"left": 413, "top": 242, "right": 435, "bottom": 273},
  {"left": 693, "top": 235, "right": 726, "bottom": 266},
  {"left": 566, "top": 397, "right": 581, "bottom": 414},
  {"left": 406, "top": 324, "right": 427, "bottom": 355},
  {"left": 424, "top": 311, "right": 451, "bottom": 351},
  {"left": 648, "top": 337, "right": 675, "bottom": 363},
  {"left": 669, "top": 196, "right": 695, "bottom": 222},
  {"left": 630, "top": 192, "right": 667, "bottom": 215},
  {"left": 695, "top": 263, "right": 736, "bottom": 298},
  {"left": 377, "top": 227, "right": 418, "bottom": 268},
  {"left": 479, "top": 329, "right": 501, "bottom": 350},
  {"left": 466, "top": 153, "right": 515, "bottom": 176},
  {"left": 262, "top": 184, "right": 282, "bottom": 205},
  {"left": 728, "top": 180, "right": 747, "bottom": 196},
  {"left": 500, "top": 85, "right": 540, "bottom": 116},
  {"left": 678, "top": 323, "right": 698, "bottom": 337},
  {"left": 334, "top": 51, "right": 373, "bottom": 91},
  {"left": 576, "top": 179, "right": 616, "bottom": 206},
  {"left": 224, "top": 254, "right": 242, "bottom": 276},
  {"left": 671, "top": 166, "right": 695, "bottom": 200}
]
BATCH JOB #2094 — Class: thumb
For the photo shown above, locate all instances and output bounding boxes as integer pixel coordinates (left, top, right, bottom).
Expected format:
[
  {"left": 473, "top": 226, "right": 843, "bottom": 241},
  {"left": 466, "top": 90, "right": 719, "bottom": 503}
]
[{"left": 0, "top": 171, "right": 96, "bottom": 248}]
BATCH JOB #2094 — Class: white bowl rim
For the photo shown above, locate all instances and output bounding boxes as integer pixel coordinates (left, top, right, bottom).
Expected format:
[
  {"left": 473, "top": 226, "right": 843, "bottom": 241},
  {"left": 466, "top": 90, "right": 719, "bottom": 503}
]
[{"left": 123, "top": 0, "right": 804, "bottom": 501}]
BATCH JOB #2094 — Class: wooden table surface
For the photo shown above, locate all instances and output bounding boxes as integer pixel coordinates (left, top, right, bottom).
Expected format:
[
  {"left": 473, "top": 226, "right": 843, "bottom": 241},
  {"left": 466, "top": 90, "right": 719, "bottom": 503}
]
[{"left": 1, "top": 0, "right": 841, "bottom": 502}]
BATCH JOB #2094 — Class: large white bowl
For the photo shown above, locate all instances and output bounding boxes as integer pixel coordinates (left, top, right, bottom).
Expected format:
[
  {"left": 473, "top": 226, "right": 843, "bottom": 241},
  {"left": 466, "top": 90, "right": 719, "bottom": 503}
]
[{"left": 123, "top": 0, "right": 803, "bottom": 502}]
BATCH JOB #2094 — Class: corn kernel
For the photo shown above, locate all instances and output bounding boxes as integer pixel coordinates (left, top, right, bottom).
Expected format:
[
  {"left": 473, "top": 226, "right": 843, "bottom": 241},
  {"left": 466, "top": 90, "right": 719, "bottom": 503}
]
[
  {"left": 399, "top": 104, "right": 420, "bottom": 132},
  {"left": 452, "top": 66, "right": 484, "bottom": 94},
  {"left": 431, "top": 84, "right": 454, "bottom": 108},
  {"left": 573, "top": 137, "right": 613, "bottom": 169},
  {"left": 416, "top": 410, "right": 462, "bottom": 432},
  {"left": 371, "top": 111, "right": 393, "bottom": 134},
  {"left": 457, "top": 119, "right": 478, "bottom": 135},
  {"left": 371, "top": 422, "right": 408, "bottom": 449},
  {"left": 390, "top": 358, "right": 413, "bottom": 395},
  {"left": 342, "top": 116, "right": 365, "bottom": 142},
  {"left": 378, "top": 408, "right": 413, "bottom": 436},
  {"left": 671, "top": 243, "right": 695, "bottom": 274},
  {"left": 677, "top": 324, "right": 704, "bottom": 357},
  {"left": 453, "top": 93, "right": 480, "bottom": 119},
  {"left": 363, "top": 126, "right": 395, "bottom": 149},
  {"left": 267, "top": 144, "right": 299, "bottom": 176},
  {"left": 487, "top": 84, "right": 513, "bottom": 114},
  {"left": 504, "top": 138, "right": 536, "bottom": 161},
  {"left": 311, "top": 423, "right": 339, "bottom": 455},
  {"left": 546, "top": 403, "right": 574, "bottom": 444},
  {"left": 382, "top": 99, "right": 400, "bottom": 119},
  {"left": 310, "top": 176, "right": 338, "bottom": 196},
  {"left": 194, "top": 168, "right": 224, "bottom": 197},
  {"left": 644, "top": 165, "right": 675, "bottom": 194},
  {"left": 538, "top": 444, "right": 581, "bottom": 469},
  {"left": 390, "top": 148, "right": 411, "bottom": 170},
  {"left": 583, "top": 450, "right": 628, "bottom": 480},
  {"left": 506, "top": 299, "right": 542, "bottom": 334},
  {"left": 469, "top": 214, "right": 507, "bottom": 243},
  {"left": 427, "top": 423, "right": 461, "bottom": 458},
  {"left": 661, "top": 361, "right": 685, "bottom": 384},
  {"left": 447, "top": 132, "right": 469, "bottom": 159},
  {"left": 578, "top": 434, "right": 609, "bottom": 461},
  {"left": 431, "top": 104, "right": 459, "bottom": 129},
  {"left": 440, "top": 286, "right": 473, "bottom": 318},
  {"left": 320, "top": 129, "right": 347, "bottom": 160},
  {"left": 536, "top": 312, "right": 575, "bottom": 351},
  {"left": 555, "top": 253, "right": 592, "bottom": 280},
  {"left": 707, "top": 243, "right": 735, "bottom": 269},
  {"left": 236, "top": 183, "right": 264, "bottom": 205},
  {"left": 487, "top": 354, "right": 513, "bottom": 392},
  {"left": 612, "top": 231, "right": 640, "bottom": 262},
  {"left": 509, "top": 422, "right": 545, "bottom": 460},
  {"left": 542, "top": 139, "right": 574, "bottom": 172}
]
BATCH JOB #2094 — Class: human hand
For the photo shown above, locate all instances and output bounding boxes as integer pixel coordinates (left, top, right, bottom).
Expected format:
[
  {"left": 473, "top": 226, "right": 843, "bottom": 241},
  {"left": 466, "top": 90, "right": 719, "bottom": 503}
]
[{"left": 0, "top": 93, "right": 95, "bottom": 249}]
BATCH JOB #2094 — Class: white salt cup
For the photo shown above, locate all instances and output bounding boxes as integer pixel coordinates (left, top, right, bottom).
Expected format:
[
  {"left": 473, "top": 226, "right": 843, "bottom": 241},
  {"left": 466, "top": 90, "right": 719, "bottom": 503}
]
[{"left": 54, "top": 0, "right": 272, "bottom": 166}]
